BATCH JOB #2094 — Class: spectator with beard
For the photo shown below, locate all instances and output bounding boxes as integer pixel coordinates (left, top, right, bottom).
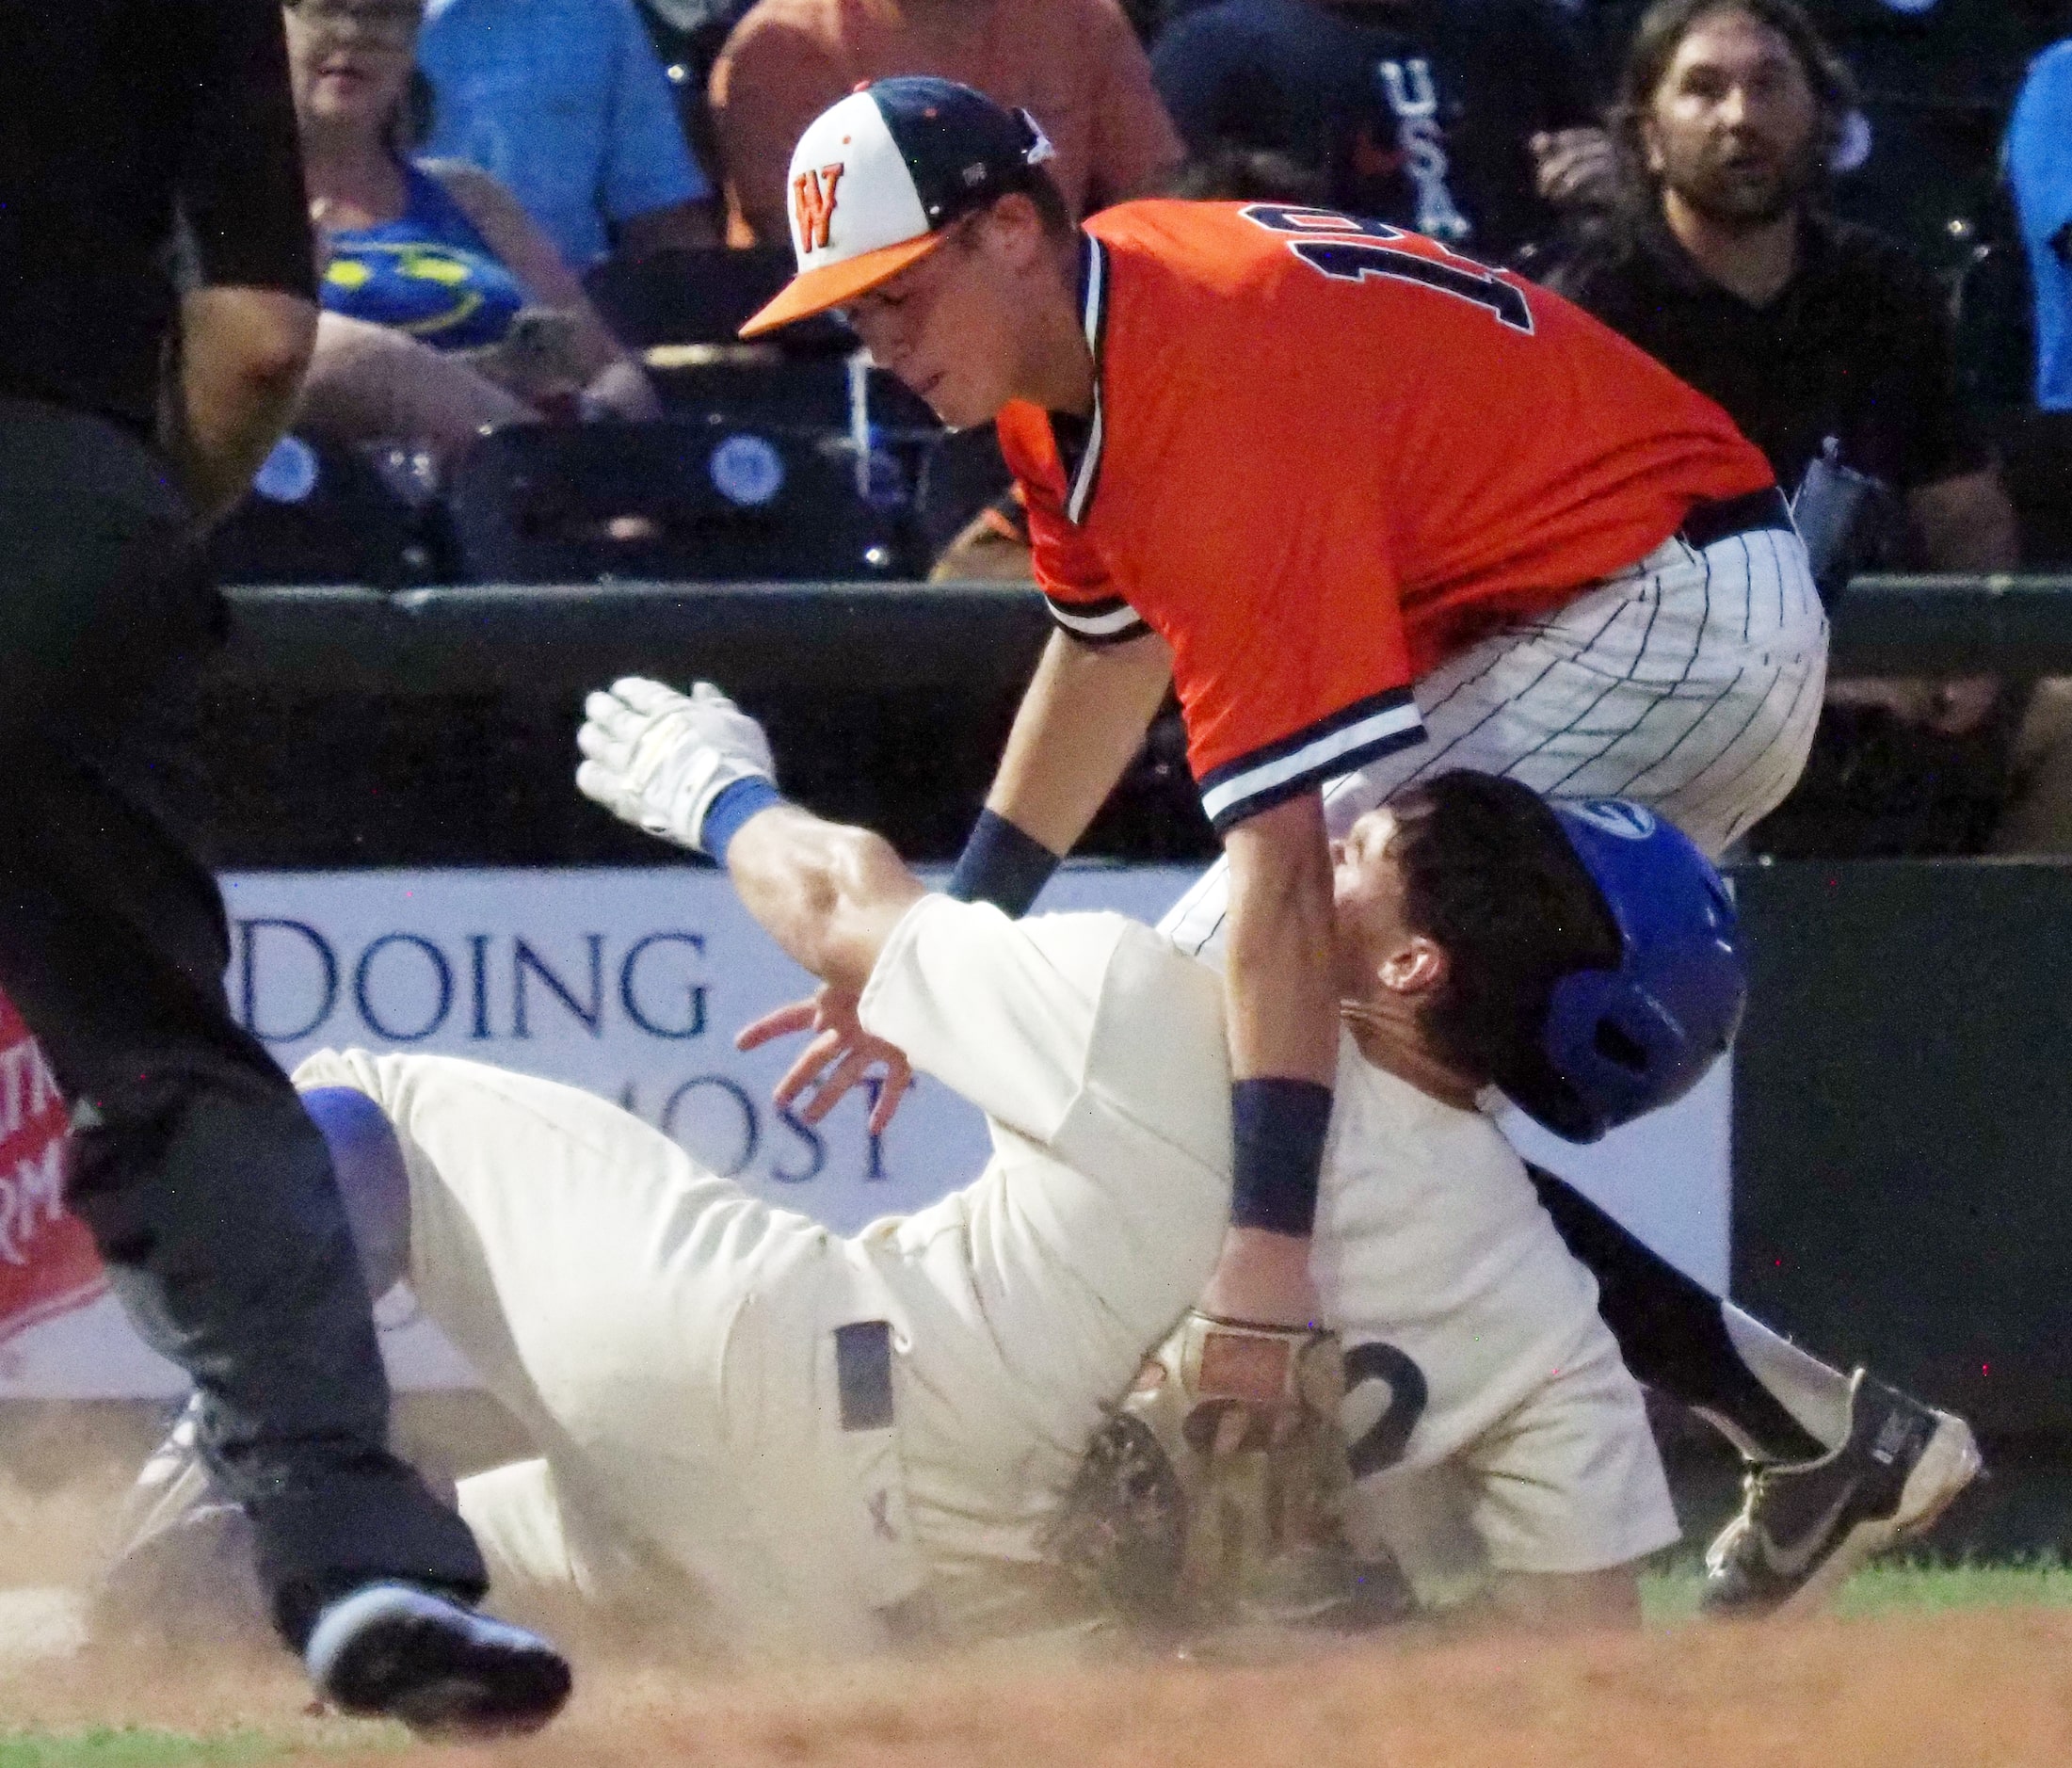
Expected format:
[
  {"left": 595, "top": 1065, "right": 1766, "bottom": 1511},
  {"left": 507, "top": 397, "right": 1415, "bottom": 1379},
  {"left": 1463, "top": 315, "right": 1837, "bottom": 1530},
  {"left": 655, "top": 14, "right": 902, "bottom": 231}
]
[
  {"left": 1547, "top": 0, "right": 2029, "bottom": 858},
  {"left": 1148, "top": 0, "right": 1611, "bottom": 264}
]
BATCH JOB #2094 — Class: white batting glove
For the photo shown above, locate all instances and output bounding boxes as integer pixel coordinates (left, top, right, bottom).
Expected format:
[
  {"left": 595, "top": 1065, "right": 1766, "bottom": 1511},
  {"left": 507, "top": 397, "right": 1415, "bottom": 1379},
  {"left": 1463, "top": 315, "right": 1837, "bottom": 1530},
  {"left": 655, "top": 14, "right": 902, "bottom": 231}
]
[{"left": 575, "top": 677, "right": 777, "bottom": 856}]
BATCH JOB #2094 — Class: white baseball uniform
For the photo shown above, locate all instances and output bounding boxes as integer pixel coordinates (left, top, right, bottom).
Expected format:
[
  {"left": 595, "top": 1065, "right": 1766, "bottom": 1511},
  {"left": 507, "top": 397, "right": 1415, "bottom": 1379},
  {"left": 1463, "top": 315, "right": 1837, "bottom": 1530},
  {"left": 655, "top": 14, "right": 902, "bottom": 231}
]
[
  {"left": 1161, "top": 523, "right": 1825, "bottom": 959},
  {"left": 292, "top": 896, "right": 1673, "bottom": 1657}
]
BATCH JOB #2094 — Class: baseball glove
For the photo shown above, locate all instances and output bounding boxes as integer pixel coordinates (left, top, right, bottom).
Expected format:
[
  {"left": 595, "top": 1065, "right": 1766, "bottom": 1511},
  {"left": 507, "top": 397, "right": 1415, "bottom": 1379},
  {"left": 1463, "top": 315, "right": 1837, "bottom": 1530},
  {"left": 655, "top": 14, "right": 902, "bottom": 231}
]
[{"left": 1046, "top": 1310, "right": 1391, "bottom": 1633}]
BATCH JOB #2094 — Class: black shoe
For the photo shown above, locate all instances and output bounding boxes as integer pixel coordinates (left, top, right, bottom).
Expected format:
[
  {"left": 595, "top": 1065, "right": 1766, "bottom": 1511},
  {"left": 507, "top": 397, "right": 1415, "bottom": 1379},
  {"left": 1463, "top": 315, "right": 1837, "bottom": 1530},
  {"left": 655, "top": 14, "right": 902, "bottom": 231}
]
[
  {"left": 304, "top": 1583, "right": 572, "bottom": 1739},
  {"left": 1699, "top": 1370, "right": 1981, "bottom": 1619}
]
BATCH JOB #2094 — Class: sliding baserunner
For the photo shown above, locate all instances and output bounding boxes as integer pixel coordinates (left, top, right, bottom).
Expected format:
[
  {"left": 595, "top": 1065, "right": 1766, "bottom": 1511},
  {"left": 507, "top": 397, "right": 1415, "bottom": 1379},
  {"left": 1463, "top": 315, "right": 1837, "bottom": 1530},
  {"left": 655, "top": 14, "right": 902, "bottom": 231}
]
[{"left": 111, "top": 680, "right": 1738, "bottom": 1648}]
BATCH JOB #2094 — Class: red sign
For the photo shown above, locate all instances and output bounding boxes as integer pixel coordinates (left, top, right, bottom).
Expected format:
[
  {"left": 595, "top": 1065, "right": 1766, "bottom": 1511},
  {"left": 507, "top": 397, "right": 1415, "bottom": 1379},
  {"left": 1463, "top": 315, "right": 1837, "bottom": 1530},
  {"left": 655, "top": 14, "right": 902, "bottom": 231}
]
[{"left": 0, "top": 993, "right": 103, "bottom": 1342}]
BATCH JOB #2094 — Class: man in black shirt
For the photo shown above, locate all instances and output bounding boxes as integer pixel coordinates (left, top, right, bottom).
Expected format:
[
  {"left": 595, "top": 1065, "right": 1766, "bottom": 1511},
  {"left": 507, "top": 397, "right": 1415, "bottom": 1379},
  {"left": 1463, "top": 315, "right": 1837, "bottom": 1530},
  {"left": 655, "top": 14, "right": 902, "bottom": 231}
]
[
  {"left": 1548, "top": 0, "right": 2023, "bottom": 856},
  {"left": 0, "top": 0, "right": 567, "bottom": 1732},
  {"left": 1149, "top": 0, "right": 1605, "bottom": 261},
  {"left": 1556, "top": 210, "right": 1994, "bottom": 507}
]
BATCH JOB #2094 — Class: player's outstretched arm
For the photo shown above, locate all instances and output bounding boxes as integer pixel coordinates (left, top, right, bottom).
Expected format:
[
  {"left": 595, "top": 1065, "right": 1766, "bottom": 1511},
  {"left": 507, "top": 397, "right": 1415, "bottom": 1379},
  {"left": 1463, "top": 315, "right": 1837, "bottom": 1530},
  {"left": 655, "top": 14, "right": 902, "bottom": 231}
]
[
  {"left": 577, "top": 677, "right": 927, "bottom": 1127},
  {"left": 574, "top": 677, "right": 924, "bottom": 993},
  {"left": 725, "top": 810, "right": 928, "bottom": 1133},
  {"left": 949, "top": 628, "right": 1173, "bottom": 912},
  {"left": 723, "top": 804, "right": 925, "bottom": 997},
  {"left": 988, "top": 630, "right": 1175, "bottom": 851}
]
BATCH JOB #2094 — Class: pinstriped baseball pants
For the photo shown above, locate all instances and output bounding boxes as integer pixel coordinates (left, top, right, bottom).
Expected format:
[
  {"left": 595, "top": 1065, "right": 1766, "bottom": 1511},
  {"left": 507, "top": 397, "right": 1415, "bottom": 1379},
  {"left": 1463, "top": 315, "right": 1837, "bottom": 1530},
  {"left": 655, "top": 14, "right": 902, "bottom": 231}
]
[{"left": 1162, "top": 525, "right": 1826, "bottom": 961}]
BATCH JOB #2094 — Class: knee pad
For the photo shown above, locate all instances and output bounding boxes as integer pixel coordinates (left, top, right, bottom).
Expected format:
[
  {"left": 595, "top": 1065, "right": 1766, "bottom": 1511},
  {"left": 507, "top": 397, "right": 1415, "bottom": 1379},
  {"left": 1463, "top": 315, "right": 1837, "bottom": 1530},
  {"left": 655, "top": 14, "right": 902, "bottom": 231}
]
[{"left": 302, "top": 1086, "right": 410, "bottom": 1299}]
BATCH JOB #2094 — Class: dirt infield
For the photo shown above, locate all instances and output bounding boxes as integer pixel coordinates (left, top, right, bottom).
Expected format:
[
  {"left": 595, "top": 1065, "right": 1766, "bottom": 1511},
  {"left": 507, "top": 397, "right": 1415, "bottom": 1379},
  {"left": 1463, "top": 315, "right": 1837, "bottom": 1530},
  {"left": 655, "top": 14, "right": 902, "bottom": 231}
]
[
  {"left": 5, "top": 1607, "right": 2072, "bottom": 1767},
  {"left": 0, "top": 1433, "right": 2062, "bottom": 1767},
  {"left": 455, "top": 1613, "right": 2072, "bottom": 1768}
]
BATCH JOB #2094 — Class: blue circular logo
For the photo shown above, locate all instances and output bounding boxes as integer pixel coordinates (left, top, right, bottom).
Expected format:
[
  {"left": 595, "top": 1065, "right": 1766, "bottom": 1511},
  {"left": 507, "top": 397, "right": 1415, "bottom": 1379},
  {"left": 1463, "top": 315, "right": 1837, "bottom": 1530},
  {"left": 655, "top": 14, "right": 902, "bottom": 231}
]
[
  {"left": 710, "top": 434, "right": 785, "bottom": 507},
  {"left": 1830, "top": 110, "right": 1873, "bottom": 175},
  {"left": 252, "top": 436, "right": 320, "bottom": 505}
]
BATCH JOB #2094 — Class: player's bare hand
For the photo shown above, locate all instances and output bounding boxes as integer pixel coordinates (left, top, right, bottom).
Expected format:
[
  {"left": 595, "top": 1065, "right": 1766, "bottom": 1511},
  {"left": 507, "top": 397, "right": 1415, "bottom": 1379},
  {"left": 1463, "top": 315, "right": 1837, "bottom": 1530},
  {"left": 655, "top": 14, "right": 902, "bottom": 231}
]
[
  {"left": 735, "top": 986, "right": 913, "bottom": 1134},
  {"left": 1531, "top": 127, "right": 1617, "bottom": 208},
  {"left": 1198, "top": 1226, "right": 1322, "bottom": 1333}
]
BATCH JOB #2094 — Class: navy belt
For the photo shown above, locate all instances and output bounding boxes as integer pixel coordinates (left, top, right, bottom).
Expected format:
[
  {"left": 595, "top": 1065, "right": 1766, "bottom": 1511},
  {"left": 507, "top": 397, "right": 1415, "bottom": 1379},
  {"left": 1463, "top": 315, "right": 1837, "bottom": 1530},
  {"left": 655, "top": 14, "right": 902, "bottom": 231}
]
[{"left": 1677, "top": 485, "right": 1793, "bottom": 552}]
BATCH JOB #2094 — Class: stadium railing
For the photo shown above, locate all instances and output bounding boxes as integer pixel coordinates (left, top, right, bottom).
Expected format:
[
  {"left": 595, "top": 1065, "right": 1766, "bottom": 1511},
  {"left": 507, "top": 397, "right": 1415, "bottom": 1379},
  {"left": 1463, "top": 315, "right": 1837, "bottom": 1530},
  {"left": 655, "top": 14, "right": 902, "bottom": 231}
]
[
  {"left": 185, "top": 571, "right": 2072, "bottom": 873},
  {"left": 212, "top": 571, "right": 2072, "bottom": 694}
]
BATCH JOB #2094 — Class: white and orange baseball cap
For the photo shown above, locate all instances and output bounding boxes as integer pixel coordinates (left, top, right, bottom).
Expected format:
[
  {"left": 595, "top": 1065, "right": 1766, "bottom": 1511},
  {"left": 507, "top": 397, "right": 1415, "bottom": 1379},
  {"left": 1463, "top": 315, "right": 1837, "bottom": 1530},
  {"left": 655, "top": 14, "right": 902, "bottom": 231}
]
[{"left": 739, "top": 76, "right": 1058, "bottom": 339}]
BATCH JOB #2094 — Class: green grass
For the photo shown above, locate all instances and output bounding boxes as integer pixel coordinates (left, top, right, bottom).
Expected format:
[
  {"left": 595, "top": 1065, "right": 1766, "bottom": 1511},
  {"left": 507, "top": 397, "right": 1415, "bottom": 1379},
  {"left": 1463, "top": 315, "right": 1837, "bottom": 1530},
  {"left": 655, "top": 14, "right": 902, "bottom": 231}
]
[
  {"left": 1642, "top": 1554, "right": 2072, "bottom": 1623},
  {"left": 1832, "top": 1556, "right": 2072, "bottom": 1616},
  {"left": 0, "top": 1731, "right": 289, "bottom": 1768},
  {"left": 0, "top": 1717, "right": 405, "bottom": 1768}
]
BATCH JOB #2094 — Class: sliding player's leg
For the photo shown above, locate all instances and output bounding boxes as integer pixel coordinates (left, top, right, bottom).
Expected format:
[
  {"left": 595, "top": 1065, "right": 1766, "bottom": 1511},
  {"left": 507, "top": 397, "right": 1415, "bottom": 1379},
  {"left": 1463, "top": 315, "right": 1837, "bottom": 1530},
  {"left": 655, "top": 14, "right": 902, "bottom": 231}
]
[
  {"left": 847, "top": 898, "right": 1235, "bottom": 1595},
  {"left": 1460, "top": 1326, "right": 1672, "bottom": 1634},
  {"left": 287, "top": 1048, "right": 893, "bottom": 1650}
]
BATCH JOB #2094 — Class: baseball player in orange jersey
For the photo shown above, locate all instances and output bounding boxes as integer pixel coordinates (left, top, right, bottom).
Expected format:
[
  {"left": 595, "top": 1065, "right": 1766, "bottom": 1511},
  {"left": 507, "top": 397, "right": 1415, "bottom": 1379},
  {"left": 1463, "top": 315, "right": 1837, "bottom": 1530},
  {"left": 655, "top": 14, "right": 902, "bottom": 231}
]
[{"left": 740, "top": 79, "right": 1973, "bottom": 1612}]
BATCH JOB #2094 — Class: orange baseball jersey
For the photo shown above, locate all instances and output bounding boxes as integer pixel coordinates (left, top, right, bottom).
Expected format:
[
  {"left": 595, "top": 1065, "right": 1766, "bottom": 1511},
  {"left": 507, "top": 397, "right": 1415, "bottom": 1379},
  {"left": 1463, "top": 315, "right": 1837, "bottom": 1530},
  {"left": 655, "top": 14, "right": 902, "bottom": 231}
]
[{"left": 995, "top": 200, "right": 1775, "bottom": 833}]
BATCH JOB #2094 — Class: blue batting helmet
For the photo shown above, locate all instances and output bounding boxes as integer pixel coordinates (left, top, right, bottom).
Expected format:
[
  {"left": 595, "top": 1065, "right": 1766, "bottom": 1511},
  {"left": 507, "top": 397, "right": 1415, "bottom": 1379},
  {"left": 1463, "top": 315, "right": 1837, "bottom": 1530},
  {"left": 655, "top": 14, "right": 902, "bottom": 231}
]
[{"left": 1506, "top": 798, "right": 1746, "bottom": 1144}]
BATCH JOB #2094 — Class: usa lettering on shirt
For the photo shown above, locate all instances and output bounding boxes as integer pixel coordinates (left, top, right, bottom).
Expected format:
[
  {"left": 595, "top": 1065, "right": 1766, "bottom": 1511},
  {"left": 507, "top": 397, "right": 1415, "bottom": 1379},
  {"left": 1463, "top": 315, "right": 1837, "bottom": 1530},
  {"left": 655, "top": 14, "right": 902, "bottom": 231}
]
[{"left": 1375, "top": 58, "right": 1470, "bottom": 246}]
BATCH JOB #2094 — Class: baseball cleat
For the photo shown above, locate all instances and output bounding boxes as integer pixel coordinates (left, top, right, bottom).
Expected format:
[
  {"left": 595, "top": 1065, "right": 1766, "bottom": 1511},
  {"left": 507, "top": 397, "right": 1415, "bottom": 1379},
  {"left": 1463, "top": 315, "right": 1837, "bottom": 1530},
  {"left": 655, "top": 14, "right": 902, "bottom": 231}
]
[
  {"left": 305, "top": 1582, "right": 572, "bottom": 1739},
  {"left": 97, "top": 1399, "right": 273, "bottom": 1647},
  {"left": 1699, "top": 1370, "right": 1981, "bottom": 1619}
]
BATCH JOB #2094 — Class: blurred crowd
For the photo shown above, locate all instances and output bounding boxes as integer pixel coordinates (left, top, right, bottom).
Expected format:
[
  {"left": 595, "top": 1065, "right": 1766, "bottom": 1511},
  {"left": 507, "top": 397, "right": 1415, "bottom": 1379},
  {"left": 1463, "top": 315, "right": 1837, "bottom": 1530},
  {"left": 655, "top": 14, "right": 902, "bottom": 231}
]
[{"left": 239, "top": 0, "right": 2072, "bottom": 857}]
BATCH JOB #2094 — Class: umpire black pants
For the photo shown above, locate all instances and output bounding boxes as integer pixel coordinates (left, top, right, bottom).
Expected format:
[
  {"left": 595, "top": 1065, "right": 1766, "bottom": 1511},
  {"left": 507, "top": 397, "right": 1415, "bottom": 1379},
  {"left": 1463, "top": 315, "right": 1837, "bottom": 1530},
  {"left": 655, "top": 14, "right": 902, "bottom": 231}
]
[{"left": 0, "top": 398, "right": 485, "bottom": 1647}]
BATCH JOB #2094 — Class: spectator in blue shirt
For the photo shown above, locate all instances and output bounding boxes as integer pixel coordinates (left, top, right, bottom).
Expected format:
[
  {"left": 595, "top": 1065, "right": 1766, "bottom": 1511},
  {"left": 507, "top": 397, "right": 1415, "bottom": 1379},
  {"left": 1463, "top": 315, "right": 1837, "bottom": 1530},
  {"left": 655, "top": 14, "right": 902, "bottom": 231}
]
[
  {"left": 418, "top": 0, "right": 719, "bottom": 267},
  {"left": 2009, "top": 39, "right": 2072, "bottom": 410},
  {"left": 284, "top": 0, "right": 657, "bottom": 465}
]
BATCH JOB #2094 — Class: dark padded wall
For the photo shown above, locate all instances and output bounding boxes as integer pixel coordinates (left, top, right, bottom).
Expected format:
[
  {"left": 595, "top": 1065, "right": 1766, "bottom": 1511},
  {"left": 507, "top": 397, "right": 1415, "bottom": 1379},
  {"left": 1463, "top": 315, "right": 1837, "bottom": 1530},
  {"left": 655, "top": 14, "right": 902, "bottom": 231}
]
[
  {"left": 1732, "top": 859, "right": 2072, "bottom": 1436},
  {"left": 180, "top": 587, "right": 1215, "bottom": 870}
]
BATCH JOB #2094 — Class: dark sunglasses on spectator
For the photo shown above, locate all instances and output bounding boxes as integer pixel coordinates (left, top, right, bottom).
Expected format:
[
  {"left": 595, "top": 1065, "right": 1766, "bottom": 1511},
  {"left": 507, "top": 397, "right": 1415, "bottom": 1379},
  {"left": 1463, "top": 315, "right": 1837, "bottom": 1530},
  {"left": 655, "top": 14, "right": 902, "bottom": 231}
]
[{"left": 284, "top": 0, "right": 425, "bottom": 44}]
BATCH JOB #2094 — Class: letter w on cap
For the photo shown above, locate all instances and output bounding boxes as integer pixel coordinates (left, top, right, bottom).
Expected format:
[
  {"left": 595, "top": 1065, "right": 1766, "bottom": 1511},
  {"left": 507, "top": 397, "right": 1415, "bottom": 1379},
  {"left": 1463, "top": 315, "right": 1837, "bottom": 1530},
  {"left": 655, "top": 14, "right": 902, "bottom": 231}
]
[{"left": 793, "top": 165, "right": 845, "bottom": 251}]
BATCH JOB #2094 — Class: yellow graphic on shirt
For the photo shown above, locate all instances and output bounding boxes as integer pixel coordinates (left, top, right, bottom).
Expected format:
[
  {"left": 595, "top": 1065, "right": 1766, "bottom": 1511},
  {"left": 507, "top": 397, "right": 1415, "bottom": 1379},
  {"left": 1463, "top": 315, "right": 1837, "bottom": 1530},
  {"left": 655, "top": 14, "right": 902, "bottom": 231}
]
[{"left": 323, "top": 241, "right": 488, "bottom": 337}]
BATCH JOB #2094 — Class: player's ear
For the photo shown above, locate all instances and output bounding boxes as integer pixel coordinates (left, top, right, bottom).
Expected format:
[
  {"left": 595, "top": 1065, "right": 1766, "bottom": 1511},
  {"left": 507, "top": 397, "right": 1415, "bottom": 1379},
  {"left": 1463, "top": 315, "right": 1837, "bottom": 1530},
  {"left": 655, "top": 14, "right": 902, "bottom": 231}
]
[
  {"left": 982, "top": 192, "right": 1049, "bottom": 266},
  {"left": 1377, "top": 935, "right": 1449, "bottom": 999}
]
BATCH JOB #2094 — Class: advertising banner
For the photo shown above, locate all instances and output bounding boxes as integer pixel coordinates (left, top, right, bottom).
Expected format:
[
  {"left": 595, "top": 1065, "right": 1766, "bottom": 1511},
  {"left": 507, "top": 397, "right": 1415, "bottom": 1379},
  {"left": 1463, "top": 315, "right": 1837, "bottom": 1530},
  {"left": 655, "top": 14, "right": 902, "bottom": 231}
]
[
  {"left": 0, "top": 996, "right": 101, "bottom": 1347},
  {"left": 0, "top": 865, "right": 1191, "bottom": 1395},
  {"left": 0, "top": 863, "right": 1731, "bottom": 1397}
]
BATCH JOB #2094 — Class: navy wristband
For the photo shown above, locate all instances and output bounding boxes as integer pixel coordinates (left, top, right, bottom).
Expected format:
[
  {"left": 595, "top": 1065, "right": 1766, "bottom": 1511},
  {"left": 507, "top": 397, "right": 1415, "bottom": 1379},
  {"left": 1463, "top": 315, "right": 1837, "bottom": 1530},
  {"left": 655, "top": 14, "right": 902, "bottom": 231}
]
[
  {"left": 702, "top": 778, "right": 786, "bottom": 867},
  {"left": 947, "top": 808, "right": 1061, "bottom": 917},
  {"left": 1229, "top": 1077, "right": 1333, "bottom": 1237}
]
